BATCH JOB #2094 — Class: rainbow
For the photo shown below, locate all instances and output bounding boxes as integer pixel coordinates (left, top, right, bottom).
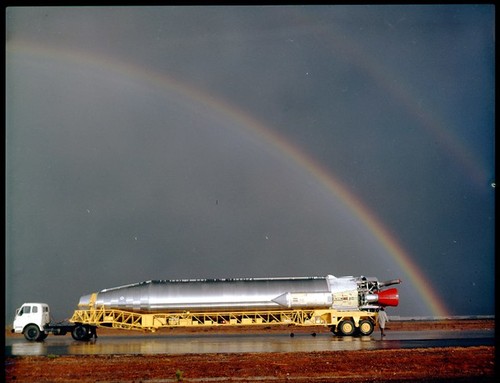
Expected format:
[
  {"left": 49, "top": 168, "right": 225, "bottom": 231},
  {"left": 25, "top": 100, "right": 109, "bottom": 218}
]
[{"left": 7, "top": 40, "right": 450, "bottom": 317}]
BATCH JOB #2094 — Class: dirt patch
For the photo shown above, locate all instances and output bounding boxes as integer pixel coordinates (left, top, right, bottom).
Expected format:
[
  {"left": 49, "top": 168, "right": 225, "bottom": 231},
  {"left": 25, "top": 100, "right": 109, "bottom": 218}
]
[
  {"left": 5, "top": 319, "right": 496, "bottom": 382},
  {"left": 5, "top": 347, "right": 495, "bottom": 382}
]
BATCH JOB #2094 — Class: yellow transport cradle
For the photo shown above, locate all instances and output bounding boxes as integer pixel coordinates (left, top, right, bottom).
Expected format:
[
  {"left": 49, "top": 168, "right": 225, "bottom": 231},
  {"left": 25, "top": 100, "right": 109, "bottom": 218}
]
[{"left": 70, "top": 304, "right": 377, "bottom": 336}]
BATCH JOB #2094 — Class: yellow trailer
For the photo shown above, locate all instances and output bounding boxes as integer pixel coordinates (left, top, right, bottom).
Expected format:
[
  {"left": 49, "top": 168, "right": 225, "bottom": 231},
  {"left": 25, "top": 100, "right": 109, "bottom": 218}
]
[{"left": 69, "top": 305, "right": 377, "bottom": 339}]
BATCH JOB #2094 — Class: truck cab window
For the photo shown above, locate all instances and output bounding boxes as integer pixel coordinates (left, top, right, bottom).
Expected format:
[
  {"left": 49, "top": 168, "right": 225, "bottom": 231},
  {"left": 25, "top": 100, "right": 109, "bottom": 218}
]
[
  {"left": 20, "top": 306, "right": 31, "bottom": 315},
  {"left": 32, "top": 306, "right": 38, "bottom": 313}
]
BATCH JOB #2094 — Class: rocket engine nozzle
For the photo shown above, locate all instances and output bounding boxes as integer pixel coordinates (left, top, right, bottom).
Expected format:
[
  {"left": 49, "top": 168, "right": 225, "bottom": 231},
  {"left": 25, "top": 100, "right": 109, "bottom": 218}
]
[
  {"left": 378, "top": 279, "right": 401, "bottom": 288},
  {"left": 377, "top": 288, "right": 399, "bottom": 307}
]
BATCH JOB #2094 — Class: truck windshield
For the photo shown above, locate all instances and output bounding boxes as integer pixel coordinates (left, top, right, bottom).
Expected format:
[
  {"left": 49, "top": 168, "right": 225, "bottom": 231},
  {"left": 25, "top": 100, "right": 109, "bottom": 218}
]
[{"left": 19, "top": 306, "right": 31, "bottom": 315}]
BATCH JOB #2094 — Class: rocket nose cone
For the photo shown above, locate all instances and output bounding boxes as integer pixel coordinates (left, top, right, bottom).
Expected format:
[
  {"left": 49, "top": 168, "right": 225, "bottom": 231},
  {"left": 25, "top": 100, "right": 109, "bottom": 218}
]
[{"left": 377, "top": 288, "right": 399, "bottom": 307}]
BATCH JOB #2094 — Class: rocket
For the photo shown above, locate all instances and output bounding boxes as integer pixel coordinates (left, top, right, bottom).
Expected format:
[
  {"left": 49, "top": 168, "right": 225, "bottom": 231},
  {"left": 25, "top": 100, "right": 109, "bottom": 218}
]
[{"left": 78, "top": 275, "right": 400, "bottom": 313}]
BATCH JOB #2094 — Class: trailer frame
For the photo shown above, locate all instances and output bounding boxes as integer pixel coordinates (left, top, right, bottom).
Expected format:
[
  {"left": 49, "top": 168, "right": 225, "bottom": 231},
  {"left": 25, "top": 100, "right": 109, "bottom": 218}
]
[{"left": 70, "top": 306, "right": 377, "bottom": 337}]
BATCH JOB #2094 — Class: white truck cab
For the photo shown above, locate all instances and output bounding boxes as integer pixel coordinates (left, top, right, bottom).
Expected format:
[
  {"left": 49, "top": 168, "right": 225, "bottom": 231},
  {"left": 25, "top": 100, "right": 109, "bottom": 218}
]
[
  {"left": 12, "top": 302, "right": 94, "bottom": 341},
  {"left": 12, "top": 303, "right": 50, "bottom": 341}
]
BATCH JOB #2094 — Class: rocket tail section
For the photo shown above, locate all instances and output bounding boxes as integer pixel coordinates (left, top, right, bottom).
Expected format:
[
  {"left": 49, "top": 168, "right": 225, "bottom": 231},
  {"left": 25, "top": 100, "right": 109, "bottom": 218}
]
[{"left": 377, "top": 288, "right": 399, "bottom": 307}]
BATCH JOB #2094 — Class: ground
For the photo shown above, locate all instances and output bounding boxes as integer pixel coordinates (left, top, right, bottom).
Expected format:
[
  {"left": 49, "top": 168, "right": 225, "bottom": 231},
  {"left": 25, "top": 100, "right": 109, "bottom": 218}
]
[{"left": 5, "top": 319, "right": 495, "bottom": 382}]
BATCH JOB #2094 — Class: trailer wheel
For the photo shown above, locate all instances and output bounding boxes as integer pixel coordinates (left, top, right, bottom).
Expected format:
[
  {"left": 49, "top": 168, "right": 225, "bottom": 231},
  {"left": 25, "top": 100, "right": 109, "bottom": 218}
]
[
  {"left": 358, "top": 319, "right": 374, "bottom": 336},
  {"left": 24, "top": 324, "right": 42, "bottom": 341},
  {"left": 71, "top": 325, "right": 90, "bottom": 341},
  {"left": 338, "top": 319, "right": 355, "bottom": 336}
]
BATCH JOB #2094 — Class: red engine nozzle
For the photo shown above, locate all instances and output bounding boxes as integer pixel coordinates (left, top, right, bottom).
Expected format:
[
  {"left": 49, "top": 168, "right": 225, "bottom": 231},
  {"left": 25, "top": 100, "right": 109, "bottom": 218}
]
[{"left": 377, "top": 288, "right": 399, "bottom": 307}]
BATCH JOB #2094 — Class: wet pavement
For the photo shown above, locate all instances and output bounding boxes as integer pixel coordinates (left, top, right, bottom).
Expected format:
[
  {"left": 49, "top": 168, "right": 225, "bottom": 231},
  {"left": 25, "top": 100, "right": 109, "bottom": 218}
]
[{"left": 5, "top": 329, "right": 494, "bottom": 356}]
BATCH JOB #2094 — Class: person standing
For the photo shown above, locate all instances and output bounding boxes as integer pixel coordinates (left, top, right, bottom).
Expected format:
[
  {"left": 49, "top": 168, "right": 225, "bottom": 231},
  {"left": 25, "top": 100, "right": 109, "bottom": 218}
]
[{"left": 378, "top": 307, "right": 389, "bottom": 337}]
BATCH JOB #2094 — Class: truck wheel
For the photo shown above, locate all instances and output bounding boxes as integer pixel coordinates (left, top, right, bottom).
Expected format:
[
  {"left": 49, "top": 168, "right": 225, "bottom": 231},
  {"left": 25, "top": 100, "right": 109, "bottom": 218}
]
[
  {"left": 71, "top": 325, "right": 90, "bottom": 341},
  {"left": 358, "top": 319, "right": 374, "bottom": 336},
  {"left": 338, "top": 319, "right": 355, "bottom": 336},
  {"left": 24, "top": 324, "right": 41, "bottom": 341}
]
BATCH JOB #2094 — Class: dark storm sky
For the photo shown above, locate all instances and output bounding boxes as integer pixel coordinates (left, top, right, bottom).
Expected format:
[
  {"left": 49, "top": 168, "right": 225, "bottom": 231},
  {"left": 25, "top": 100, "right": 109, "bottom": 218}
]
[{"left": 5, "top": 5, "right": 495, "bottom": 322}]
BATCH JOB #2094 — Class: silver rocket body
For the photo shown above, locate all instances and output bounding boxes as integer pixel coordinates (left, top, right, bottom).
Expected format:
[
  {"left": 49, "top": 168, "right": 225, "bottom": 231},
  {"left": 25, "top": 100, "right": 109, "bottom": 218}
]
[{"left": 78, "top": 275, "right": 399, "bottom": 313}]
